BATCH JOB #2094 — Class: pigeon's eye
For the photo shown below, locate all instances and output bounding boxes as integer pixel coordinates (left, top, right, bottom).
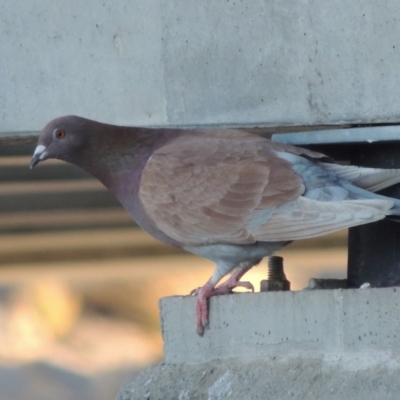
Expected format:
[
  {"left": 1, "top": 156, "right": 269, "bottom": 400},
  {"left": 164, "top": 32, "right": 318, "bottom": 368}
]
[{"left": 55, "top": 129, "right": 66, "bottom": 139}]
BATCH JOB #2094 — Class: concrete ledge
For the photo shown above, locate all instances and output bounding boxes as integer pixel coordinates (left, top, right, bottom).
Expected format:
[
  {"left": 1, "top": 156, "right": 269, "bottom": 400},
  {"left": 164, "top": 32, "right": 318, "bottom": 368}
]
[
  {"left": 119, "top": 288, "right": 400, "bottom": 399},
  {"left": 160, "top": 288, "right": 400, "bottom": 364}
]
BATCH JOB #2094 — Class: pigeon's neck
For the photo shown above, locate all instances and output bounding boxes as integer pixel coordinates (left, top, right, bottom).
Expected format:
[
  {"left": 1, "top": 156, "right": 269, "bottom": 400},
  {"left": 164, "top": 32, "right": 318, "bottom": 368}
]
[
  {"left": 64, "top": 123, "right": 186, "bottom": 248},
  {"left": 74, "top": 125, "right": 180, "bottom": 196}
]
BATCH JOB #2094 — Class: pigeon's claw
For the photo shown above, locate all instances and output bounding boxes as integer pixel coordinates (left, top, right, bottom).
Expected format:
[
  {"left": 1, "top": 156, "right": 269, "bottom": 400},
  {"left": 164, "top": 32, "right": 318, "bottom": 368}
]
[
  {"left": 190, "top": 287, "right": 201, "bottom": 296},
  {"left": 212, "top": 280, "right": 254, "bottom": 295},
  {"left": 213, "top": 267, "right": 255, "bottom": 295},
  {"left": 193, "top": 270, "right": 256, "bottom": 335}
]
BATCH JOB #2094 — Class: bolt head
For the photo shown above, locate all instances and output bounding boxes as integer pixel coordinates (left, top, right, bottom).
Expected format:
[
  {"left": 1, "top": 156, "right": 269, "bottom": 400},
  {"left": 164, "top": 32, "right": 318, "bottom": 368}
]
[{"left": 260, "top": 279, "right": 291, "bottom": 292}]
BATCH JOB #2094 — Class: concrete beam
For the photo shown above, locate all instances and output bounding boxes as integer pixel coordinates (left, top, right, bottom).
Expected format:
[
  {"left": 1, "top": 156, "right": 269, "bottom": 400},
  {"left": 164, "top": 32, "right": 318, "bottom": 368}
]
[
  {"left": 160, "top": 288, "right": 400, "bottom": 364},
  {"left": 3, "top": 1, "right": 400, "bottom": 132}
]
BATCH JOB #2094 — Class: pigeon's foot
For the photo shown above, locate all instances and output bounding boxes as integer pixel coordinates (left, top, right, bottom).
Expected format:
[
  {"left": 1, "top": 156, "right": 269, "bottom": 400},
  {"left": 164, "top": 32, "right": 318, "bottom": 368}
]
[
  {"left": 195, "top": 282, "right": 212, "bottom": 336},
  {"left": 193, "top": 269, "right": 255, "bottom": 335},
  {"left": 212, "top": 274, "right": 254, "bottom": 295}
]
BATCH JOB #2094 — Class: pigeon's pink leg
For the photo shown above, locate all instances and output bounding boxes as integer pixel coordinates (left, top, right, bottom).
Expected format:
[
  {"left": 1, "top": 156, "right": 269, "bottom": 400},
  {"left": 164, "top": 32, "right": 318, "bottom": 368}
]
[
  {"left": 193, "top": 266, "right": 255, "bottom": 335},
  {"left": 194, "top": 277, "right": 214, "bottom": 335}
]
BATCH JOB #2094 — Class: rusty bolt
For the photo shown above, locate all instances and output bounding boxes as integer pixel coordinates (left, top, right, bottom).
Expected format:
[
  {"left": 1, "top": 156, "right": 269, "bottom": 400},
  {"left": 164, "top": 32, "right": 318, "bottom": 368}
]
[{"left": 260, "top": 256, "right": 291, "bottom": 292}]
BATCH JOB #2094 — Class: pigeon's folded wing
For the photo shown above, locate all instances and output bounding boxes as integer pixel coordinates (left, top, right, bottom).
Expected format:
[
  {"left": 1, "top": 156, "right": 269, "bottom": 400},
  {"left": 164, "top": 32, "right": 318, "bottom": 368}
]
[{"left": 139, "top": 134, "right": 304, "bottom": 245}]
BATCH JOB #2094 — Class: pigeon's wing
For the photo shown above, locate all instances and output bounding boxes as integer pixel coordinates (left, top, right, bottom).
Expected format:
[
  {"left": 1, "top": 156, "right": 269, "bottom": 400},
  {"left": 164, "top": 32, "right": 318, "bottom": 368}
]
[
  {"left": 139, "top": 132, "right": 304, "bottom": 245},
  {"left": 139, "top": 132, "right": 393, "bottom": 245},
  {"left": 250, "top": 196, "right": 392, "bottom": 241}
]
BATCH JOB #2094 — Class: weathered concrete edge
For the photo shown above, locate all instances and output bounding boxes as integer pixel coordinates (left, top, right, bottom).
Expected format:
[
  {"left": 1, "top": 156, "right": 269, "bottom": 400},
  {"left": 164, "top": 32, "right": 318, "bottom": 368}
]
[
  {"left": 0, "top": 132, "right": 38, "bottom": 145},
  {"left": 160, "top": 287, "right": 400, "bottom": 364},
  {"left": 118, "top": 349, "right": 400, "bottom": 400},
  {"left": 272, "top": 125, "right": 400, "bottom": 145},
  {"left": 0, "top": 124, "right": 336, "bottom": 143}
]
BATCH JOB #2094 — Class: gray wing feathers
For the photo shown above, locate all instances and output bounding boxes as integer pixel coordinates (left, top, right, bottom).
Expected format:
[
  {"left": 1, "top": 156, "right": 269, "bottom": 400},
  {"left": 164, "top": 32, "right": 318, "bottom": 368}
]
[
  {"left": 321, "top": 163, "right": 400, "bottom": 192},
  {"left": 250, "top": 196, "right": 393, "bottom": 241}
]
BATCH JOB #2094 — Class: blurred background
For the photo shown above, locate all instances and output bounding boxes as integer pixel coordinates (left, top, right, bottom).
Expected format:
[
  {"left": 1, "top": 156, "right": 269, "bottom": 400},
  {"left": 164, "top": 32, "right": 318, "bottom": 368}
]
[{"left": 0, "top": 136, "right": 347, "bottom": 400}]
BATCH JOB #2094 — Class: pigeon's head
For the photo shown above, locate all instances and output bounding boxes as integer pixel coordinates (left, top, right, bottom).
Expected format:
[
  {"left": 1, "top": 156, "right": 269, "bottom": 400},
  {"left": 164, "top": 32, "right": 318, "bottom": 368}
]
[{"left": 31, "top": 115, "right": 90, "bottom": 168}]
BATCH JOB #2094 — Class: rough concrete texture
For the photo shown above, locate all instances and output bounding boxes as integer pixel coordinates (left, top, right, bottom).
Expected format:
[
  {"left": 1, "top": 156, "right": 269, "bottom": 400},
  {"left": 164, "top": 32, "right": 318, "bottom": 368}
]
[
  {"left": 3, "top": 1, "right": 400, "bottom": 132},
  {"left": 273, "top": 125, "right": 400, "bottom": 146},
  {"left": 160, "top": 288, "right": 400, "bottom": 364},
  {"left": 119, "top": 288, "right": 400, "bottom": 399},
  {"left": 119, "top": 351, "right": 400, "bottom": 400}
]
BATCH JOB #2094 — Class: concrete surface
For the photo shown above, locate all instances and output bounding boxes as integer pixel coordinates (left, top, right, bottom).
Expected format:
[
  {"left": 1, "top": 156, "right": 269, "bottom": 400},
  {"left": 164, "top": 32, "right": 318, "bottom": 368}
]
[
  {"left": 273, "top": 125, "right": 400, "bottom": 145},
  {"left": 119, "top": 351, "right": 400, "bottom": 400},
  {"left": 119, "top": 288, "right": 400, "bottom": 399},
  {"left": 3, "top": 1, "right": 400, "bottom": 132},
  {"left": 160, "top": 288, "right": 400, "bottom": 364}
]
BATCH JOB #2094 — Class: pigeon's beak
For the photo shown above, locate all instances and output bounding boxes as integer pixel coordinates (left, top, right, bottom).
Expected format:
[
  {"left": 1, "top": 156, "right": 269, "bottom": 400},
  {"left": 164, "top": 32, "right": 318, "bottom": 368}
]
[{"left": 30, "top": 145, "right": 47, "bottom": 169}]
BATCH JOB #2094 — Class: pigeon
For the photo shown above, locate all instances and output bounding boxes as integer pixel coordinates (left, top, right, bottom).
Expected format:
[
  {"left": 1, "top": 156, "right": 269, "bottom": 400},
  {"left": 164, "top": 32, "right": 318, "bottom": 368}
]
[{"left": 31, "top": 115, "right": 400, "bottom": 335}]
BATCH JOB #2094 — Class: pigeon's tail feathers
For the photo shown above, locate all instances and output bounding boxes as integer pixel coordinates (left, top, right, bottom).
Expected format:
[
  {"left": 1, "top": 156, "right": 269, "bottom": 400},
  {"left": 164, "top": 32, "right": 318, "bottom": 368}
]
[
  {"left": 320, "top": 163, "right": 400, "bottom": 215},
  {"left": 321, "top": 163, "right": 400, "bottom": 192},
  {"left": 336, "top": 180, "right": 400, "bottom": 215},
  {"left": 252, "top": 197, "right": 393, "bottom": 242}
]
